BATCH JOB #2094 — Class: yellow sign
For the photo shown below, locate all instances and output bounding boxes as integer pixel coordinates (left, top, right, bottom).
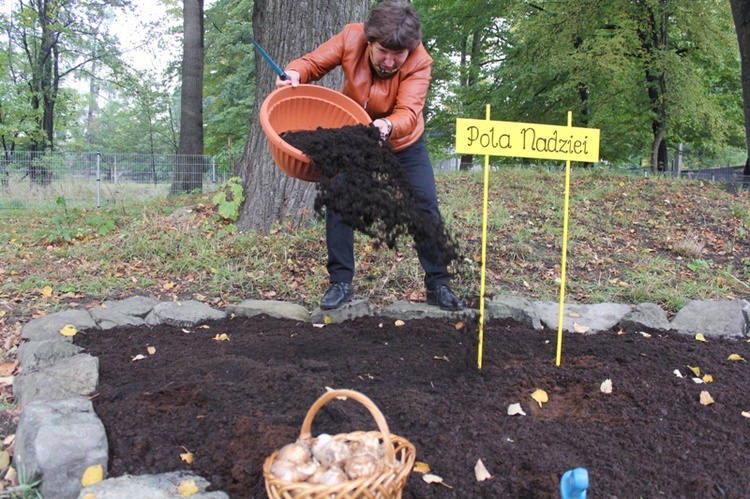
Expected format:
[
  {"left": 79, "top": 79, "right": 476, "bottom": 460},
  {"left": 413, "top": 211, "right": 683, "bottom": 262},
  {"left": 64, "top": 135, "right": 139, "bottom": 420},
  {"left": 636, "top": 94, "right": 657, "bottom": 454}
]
[{"left": 455, "top": 118, "right": 600, "bottom": 163}]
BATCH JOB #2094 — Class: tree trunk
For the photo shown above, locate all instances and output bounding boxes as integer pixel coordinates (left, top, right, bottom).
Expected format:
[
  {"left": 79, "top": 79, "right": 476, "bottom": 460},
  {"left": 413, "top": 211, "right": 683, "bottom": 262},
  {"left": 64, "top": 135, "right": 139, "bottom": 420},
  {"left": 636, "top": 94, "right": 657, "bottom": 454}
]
[
  {"left": 730, "top": 0, "right": 750, "bottom": 174},
  {"left": 236, "top": 0, "right": 369, "bottom": 232},
  {"left": 171, "top": 0, "right": 205, "bottom": 195}
]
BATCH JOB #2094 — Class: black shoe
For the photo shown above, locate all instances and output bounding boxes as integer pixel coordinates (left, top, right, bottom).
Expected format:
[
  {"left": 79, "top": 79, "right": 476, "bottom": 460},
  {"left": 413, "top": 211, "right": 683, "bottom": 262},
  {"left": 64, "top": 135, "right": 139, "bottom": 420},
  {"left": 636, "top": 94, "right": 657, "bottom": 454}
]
[
  {"left": 426, "top": 284, "right": 465, "bottom": 311},
  {"left": 320, "top": 282, "right": 354, "bottom": 310}
]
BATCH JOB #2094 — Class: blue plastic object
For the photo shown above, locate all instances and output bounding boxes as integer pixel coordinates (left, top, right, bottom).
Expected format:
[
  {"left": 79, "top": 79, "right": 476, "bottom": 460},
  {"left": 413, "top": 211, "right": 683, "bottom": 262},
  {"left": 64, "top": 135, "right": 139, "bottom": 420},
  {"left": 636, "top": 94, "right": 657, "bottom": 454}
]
[{"left": 560, "top": 468, "right": 588, "bottom": 499}]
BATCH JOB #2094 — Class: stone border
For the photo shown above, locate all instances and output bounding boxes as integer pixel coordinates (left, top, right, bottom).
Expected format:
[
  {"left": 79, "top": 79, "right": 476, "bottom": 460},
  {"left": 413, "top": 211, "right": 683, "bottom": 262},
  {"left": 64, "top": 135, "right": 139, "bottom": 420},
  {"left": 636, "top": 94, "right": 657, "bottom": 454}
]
[{"left": 11, "top": 296, "right": 750, "bottom": 497}]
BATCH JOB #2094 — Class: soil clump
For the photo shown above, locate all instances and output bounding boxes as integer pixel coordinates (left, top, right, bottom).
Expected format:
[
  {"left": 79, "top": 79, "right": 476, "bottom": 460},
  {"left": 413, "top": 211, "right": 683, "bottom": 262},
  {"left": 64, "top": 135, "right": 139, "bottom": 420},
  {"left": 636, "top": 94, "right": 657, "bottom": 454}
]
[
  {"left": 75, "top": 315, "right": 750, "bottom": 498},
  {"left": 283, "top": 125, "right": 461, "bottom": 266}
]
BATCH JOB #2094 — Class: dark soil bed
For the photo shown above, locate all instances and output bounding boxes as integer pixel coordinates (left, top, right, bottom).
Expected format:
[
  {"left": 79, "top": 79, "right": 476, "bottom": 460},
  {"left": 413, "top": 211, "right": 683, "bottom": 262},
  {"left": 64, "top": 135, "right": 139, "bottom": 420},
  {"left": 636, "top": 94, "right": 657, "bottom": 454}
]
[{"left": 75, "top": 315, "right": 750, "bottom": 498}]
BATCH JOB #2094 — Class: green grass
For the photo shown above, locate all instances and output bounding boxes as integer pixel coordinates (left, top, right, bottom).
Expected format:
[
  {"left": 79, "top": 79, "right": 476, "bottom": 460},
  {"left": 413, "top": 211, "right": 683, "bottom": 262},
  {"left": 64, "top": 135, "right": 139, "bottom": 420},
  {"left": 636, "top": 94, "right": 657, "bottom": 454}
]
[{"left": 2, "top": 167, "right": 750, "bottom": 321}]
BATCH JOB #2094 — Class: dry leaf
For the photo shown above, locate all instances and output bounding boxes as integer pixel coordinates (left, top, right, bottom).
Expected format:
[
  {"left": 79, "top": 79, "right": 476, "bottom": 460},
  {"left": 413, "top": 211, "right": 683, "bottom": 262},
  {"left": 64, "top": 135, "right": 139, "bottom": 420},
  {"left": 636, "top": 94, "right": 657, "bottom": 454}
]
[
  {"left": 59, "top": 324, "right": 78, "bottom": 337},
  {"left": 692, "top": 378, "right": 704, "bottom": 384},
  {"left": 41, "top": 285, "right": 53, "bottom": 297},
  {"left": 639, "top": 332, "right": 652, "bottom": 338},
  {"left": 163, "top": 281, "right": 176, "bottom": 290},
  {"left": 568, "top": 312, "right": 581, "bottom": 318},
  {"left": 0, "top": 450, "right": 10, "bottom": 470},
  {"left": 474, "top": 459, "right": 492, "bottom": 481},
  {"left": 699, "top": 391, "right": 715, "bottom": 406},
  {"left": 131, "top": 354, "right": 146, "bottom": 362},
  {"left": 213, "top": 333, "right": 230, "bottom": 341},
  {"left": 434, "top": 356, "right": 449, "bottom": 362},
  {"left": 0, "top": 377, "right": 14, "bottom": 386},
  {"left": 0, "top": 362, "right": 17, "bottom": 376},
  {"left": 81, "top": 464, "right": 104, "bottom": 487},
  {"left": 727, "top": 354, "right": 746, "bottom": 361},
  {"left": 600, "top": 379, "right": 613, "bottom": 394},
  {"left": 182, "top": 328, "right": 192, "bottom": 334},
  {"left": 687, "top": 365, "right": 701, "bottom": 377},
  {"left": 617, "top": 329, "right": 626, "bottom": 335},
  {"left": 455, "top": 321, "right": 465, "bottom": 330},
  {"left": 507, "top": 403, "right": 526, "bottom": 416},
  {"left": 742, "top": 411, "right": 750, "bottom": 418},
  {"left": 324, "top": 316, "right": 332, "bottom": 325},
  {"left": 702, "top": 374, "right": 714, "bottom": 383},
  {"left": 531, "top": 389, "right": 548, "bottom": 407},
  {"left": 180, "top": 446, "right": 195, "bottom": 464},
  {"left": 413, "top": 461, "right": 431, "bottom": 474},
  {"left": 573, "top": 323, "right": 590, "bottom": 333},
  {"left": 83, "top": 494, "right": 96, "bottom": 499},
  {"left": 695, "top": 333, "right": 707, "bottom": 342},
  {"left": 177, "top": 478, "right": 200, "bottom": 496},
  {"left": 673, "top": 369, "right": 683, "bottom": 378},
  {"left": 312, "top": 324, "right": 326, "bottom": 328},
  {"left": 422, "top": 474, "right": 452, "bottom": 488},
  {"left": 324, "top": 387, "right": 347, "bottom": 400},
  {"left": 147, "top": 346, "right": 156, "bottom": 355},
  {"left": 199, "top": 325, "right": 211, "bottom": 329},
  {"left": 395, "top": 320, "right": 406, "bottom": 327}
]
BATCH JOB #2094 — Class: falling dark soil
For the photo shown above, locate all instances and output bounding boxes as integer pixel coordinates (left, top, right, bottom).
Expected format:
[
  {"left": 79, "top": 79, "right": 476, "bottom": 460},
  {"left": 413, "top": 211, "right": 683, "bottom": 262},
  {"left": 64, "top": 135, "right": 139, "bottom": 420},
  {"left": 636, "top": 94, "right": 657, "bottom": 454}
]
[
  {"left": 75, "top": 315, "right": 750, "bottom": 498},
  {"left": 283, "top": 125, "right": 461, "bottom": 266}
]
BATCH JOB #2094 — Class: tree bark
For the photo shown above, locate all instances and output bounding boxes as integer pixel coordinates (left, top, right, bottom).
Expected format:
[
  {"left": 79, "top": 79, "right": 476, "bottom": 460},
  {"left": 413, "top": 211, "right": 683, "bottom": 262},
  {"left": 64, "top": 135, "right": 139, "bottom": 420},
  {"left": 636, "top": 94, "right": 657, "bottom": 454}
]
[
  {"left": 171, "top": 0, "right": 205, "bottom": 195},
  {"left": 236, "top": 0, "right": 370, "bottom": 232},
  {"left": 730, "top": 0, "right": 750, "bottom": 174}
]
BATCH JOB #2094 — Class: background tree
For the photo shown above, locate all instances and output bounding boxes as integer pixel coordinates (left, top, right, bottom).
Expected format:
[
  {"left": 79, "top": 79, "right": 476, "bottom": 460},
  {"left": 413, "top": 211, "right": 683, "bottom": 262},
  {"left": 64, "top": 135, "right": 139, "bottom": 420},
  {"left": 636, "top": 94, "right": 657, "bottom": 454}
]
[
  {"left": 236, "top": 0, "right": 370, "bottom": 232},
  {"left": 730, "top": 0, "right": 750, "bottom": 173},
  {"left": 171, "top": 0, "right": 205, "bottom": 195}
]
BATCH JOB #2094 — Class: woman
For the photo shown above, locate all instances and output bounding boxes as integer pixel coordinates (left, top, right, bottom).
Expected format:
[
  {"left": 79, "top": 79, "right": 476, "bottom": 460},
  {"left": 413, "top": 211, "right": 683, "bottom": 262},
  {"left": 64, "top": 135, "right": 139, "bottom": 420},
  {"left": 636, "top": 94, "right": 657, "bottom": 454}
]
[{"left": 276, "top": 0, "right": 464, "bottom": 311}]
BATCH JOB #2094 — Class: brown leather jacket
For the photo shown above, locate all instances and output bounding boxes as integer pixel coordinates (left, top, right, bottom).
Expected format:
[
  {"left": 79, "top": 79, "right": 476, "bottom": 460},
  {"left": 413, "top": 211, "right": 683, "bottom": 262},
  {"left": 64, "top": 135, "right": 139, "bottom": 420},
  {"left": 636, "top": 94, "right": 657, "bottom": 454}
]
[{"left": 285, "top": 23, "right": 432, "bottom": 152}]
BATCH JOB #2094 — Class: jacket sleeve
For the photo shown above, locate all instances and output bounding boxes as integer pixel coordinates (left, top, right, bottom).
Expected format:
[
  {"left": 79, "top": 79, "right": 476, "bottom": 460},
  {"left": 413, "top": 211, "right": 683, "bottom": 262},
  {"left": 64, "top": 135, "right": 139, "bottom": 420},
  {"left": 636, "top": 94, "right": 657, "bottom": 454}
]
[
  {"left": 388, "top": 53, "right": 432, "bottom": 140},
  {"left": 284, "top": 29, "right": 348, "bottom": 83}
]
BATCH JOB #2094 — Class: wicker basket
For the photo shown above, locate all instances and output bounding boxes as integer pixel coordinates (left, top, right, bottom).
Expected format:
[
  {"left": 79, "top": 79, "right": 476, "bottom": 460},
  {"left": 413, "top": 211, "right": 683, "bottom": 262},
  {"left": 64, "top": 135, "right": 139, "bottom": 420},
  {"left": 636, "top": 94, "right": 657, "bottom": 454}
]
[{"left": 263, "top": 389, "right": 417, "bottom": 498}]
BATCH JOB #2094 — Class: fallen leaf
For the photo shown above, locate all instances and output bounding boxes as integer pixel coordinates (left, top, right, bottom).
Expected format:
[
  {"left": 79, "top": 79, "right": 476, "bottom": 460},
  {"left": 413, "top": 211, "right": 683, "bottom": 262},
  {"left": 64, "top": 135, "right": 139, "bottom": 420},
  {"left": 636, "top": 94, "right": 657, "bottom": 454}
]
[
  {"left": 699, "top": 391, "right": 714, "bottom": 406},
  {"left": 507, "top": 403, "right": 526, "bottom": 416},
  {"left": 83, "top": 494, "right": 96, "bottom": 499},
  {"left": 727, "top": 354, "right": 746, "bottom": 362},
  {"left": 59, "top": 324, "right": 78, "bottom": 337},
  {"left": 395, "top": 320, "right": 406, "bottom": 327},
  {"left": 531, "top": 389, "right": 548, "bottom": 407},
  {"left": 573, "top": 323, "right": 590, "bottom": 333},
  {"left": 639, "top": 332, "right": 652, "bottom": 338},
  {"left": 673, "top": 369, "right": 683, "bottom": 378},
  {"left": 617, "top": 329, "right": 626, "bottom": 335},
  {"left": 434, "top": 356, "right": 449, "bottom": 362},
  {"left": 180, "top": 446, "right": 195, "bottom": 464},
  {"left": 692, "top": 378, "right": 704, "bottom": 384},
  {"left": 0, "top": 362, "right": 16, "bottom": 376},
  {"left": 147, "top": 346, "right": 156, "bottom": 355},
  {"left": 324, "top": 387, "right": 347, "bottom": 400},
  {"left": 213, "top": 333, "right": 230, "bottom": 341},
  {"left": 4, "top": 434, "right": 15, "bottom": 446},
  {"left": 600, "top": 379, "right": 613, "bottom": 394},
  {"left": 687, "top": 365, "right": 701, "bottom": 377},
  {"left": 455, "top": 321, "right": 465, "bottom": 330},
  {"left": 182, "top": 329, "right": 192, "bottom": 334},
  {"left": 177, "top": 478, "right": 200, "bottom": 496},
  {"left": 702, "top": 374, "right": 714, "bottom": 383},
  {"left": 324, "top": 316, "right": 332, "bottom": 325},
  {"left": 742, "top": 411, "right": 750, "bottom": 418},
  {"left": 81, "top": 464, "right": 103, "bottom": 487},
  {"left": 131, "top": 354, "right": 146, "bottom": 361},
  {"left": 568, "top": 312, "right": 581, "bottom": 318},
  {"left": 0, "top": 376, "right": 14, "bottom": 386},
  {"left": 422, "top": 473, "right": 452, "bottom": 488},
  {"left": 41, "top": 285, "right": 53, "bottom": 297},
  {"left": 199, "top": 325, "right": 211, "bottom": 329},
  {"left": 695, "top": 333, "right": 707, "bottom": 342},
  {"left": 163, "top": 281, "right": 176, "bottom": 290},
  {"left": 413, "top": 461, "right": 431, "bottom": 474},
  {"left": 474, "top": 459, "right": 491, "bottom": 481},
  {"left": 0, "top": 450, "right": 9, "bottom": 470},
  {"left": 312, "top": 324, "right": 326, "bottom": 328}
]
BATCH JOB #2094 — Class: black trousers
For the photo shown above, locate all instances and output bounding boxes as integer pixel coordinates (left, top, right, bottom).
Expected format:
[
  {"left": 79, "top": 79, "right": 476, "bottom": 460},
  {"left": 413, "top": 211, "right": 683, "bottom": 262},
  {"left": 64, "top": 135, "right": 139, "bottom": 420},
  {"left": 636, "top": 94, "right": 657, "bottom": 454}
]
[{"left": 325, "top": 136, "right": 451, "bottom": 288}]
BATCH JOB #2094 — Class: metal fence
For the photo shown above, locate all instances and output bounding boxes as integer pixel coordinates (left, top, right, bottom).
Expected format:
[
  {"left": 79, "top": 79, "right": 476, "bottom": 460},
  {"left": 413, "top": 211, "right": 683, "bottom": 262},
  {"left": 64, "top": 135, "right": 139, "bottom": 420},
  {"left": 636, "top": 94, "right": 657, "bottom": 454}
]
[{"left": 0, "top": 151, "right": 229, "bottom": 210}]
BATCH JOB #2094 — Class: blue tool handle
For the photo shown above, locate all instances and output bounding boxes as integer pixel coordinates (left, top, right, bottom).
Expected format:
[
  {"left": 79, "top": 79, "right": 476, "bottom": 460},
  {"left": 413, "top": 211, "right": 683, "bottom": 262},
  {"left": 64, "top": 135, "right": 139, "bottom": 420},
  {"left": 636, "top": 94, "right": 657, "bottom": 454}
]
[
  {"left": 251, "top": 39, "right": 289, "bottom": 80},
  {"left": 560, "top": 468, "right": 588, "bottom": 499}
]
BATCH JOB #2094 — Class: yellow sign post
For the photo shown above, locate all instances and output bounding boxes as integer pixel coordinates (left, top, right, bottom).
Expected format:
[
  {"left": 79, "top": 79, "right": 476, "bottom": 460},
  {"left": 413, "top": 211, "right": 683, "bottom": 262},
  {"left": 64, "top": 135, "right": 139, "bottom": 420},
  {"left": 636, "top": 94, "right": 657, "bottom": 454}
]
[{"left": 455, "top": 111, "right": 600, "bottom": 368}]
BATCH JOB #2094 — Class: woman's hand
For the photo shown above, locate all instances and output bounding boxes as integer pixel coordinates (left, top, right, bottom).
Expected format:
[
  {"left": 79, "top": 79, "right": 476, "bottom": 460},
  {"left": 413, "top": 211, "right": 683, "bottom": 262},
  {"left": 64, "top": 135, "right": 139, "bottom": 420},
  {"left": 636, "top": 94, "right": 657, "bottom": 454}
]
[
  {"left": 276, "top": 70, "right": 300, "bottom": 88},
  {"left": 372, "top": 118, "right": 392, "bottom": 141}
]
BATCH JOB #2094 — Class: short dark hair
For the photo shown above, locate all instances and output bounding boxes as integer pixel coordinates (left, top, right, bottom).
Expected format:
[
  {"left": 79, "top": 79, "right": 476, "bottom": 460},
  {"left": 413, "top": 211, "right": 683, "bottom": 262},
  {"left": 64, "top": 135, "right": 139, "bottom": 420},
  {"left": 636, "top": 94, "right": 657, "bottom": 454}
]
[{"left": 364, "top": 1, "right": 422, "bottom": 52}]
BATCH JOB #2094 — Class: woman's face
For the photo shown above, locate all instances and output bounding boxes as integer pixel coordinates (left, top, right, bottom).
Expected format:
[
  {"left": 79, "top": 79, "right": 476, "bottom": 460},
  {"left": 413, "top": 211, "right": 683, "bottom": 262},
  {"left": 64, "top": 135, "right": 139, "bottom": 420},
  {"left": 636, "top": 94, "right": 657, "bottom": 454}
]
[{"left": 370, "top": 41, "right": 409, "bottom": 73}]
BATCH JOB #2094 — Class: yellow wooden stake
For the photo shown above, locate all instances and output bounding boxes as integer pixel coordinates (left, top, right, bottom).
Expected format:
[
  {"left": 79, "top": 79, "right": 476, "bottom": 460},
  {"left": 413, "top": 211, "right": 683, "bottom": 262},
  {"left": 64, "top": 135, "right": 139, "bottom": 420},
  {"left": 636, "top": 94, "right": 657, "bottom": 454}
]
[
  {"left": 555, "top": 111, "right": 574, "bottom": 366},
  {"left": 478, "top": 104, "right": 491, "bottom": 370}
]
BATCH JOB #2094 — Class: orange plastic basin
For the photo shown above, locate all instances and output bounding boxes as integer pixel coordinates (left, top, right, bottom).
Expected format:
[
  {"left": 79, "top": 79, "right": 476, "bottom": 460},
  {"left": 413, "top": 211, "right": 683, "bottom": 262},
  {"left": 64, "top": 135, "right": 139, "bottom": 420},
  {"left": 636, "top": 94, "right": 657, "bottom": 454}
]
[{"left": 259, "top": 85, "right": 372, "bottom": 182}]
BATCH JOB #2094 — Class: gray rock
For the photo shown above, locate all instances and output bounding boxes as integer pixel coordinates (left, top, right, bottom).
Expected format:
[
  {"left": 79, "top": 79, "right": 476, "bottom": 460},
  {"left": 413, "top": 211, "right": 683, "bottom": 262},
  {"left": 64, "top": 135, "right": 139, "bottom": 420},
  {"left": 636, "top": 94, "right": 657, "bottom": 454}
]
[
  {"left": 21, "top": 310, "right": 98, "bottom": 342},
  {"left": 78, "top": 471, "right": 229, "bottom": 498},
  {"left": 378, "top": 301, "right": 478, "bottom": 322},
  {"left": 90, "top": 307, "right": 146, "bottom": 330},
  {"left": 145, "top": 300, "right": 226, "bottom": 327},
  {"left": 620, "top": 303, "right": 671, "bottom": 331},
  {"left": 13, "top": 354, "right": 98, "bottom": 407},
  {"left": 485, "top": 294, "right": 542, "bottom": 330},
  {"left": 534, "top": 302, "right": 633, "bottom": 333},
  {"left": 310, "top": 299, "right": 377, "bottom": 324},
  {"left": 670, "top": 300, "right": 750, "bottom": 338},
  {"left": 17, "top": 340, "right": 84, "bottom": 370},
  {"left": 102, "top": 296, "right": 159, "bottom": 318},
  {"left": 227, "top": 299, "right": 310, "bottom": 321},
  {"left": 15, "top": 398, "right": 107, "bottom": 499}
]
